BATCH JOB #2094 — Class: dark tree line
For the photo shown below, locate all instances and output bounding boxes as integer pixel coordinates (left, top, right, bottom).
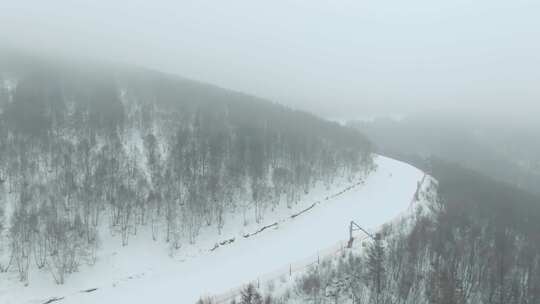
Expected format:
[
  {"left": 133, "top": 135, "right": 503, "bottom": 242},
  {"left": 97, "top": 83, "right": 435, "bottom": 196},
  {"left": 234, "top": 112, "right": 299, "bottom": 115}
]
[{"left": 0, "top": 57, "right": 373, "bottom": 284}]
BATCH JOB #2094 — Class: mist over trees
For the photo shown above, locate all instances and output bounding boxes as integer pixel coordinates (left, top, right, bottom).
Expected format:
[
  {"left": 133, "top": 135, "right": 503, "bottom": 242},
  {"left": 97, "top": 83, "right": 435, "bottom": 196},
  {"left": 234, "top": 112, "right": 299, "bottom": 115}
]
[
  {"left": 0, "top": 55, "right": 373, "bottom": 284},
  {"left": 349, "top": 115, "right": 540, "bottom": 197}
]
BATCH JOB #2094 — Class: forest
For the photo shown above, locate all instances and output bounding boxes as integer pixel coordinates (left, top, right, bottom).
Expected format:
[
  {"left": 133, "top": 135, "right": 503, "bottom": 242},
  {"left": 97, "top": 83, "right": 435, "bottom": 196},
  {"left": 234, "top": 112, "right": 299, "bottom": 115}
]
[{"left": 0, "top": 56, "right": 373, "bottom": 284}]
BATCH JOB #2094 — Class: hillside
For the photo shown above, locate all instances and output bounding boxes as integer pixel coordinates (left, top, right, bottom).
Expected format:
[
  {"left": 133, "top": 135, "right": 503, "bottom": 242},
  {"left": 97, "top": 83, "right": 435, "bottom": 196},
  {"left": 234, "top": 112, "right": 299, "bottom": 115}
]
[
  {"left": 348, "top": 114, "right": 540, "bottom": 196},
  {"left": 0, "top": 156, "right": 426, "bottom": 304},
  {"left": 0, "top": 51, "right": 373, "bottom": 292}
]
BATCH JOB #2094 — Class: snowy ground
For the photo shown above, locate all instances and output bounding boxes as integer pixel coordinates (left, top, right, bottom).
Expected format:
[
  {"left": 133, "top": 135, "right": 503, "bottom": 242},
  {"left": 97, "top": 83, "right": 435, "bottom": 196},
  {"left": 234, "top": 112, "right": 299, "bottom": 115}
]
[{"left": 0, "top": 155, "right": 424, "bottom": 304}]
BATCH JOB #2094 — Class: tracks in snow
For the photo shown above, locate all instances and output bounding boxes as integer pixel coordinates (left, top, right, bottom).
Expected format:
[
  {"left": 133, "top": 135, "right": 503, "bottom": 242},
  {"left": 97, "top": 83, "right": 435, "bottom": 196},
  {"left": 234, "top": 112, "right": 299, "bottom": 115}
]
[{"left": 208, "top": 179, "right": 365, "bottom": 253}]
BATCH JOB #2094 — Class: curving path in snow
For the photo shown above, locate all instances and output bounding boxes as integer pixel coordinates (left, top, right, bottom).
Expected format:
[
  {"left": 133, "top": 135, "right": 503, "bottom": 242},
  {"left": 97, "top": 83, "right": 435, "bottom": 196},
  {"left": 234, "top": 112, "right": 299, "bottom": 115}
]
[{"left": 0, "top": 156, "right": 424, "bottom": 304}]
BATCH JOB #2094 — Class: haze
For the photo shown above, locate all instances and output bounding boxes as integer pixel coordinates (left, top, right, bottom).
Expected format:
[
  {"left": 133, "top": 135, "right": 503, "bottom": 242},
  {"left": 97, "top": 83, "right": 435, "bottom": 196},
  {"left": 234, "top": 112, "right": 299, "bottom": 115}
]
[{"left": 2, "top": 0, "right": 539, "bottom": 121}]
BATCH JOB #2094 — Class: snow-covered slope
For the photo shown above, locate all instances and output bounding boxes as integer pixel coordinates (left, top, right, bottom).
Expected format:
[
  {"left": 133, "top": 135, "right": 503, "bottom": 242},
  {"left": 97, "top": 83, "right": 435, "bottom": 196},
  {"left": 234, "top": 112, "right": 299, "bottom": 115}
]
[{"left": 0, "top": 156, "right": 425, "bottom": 304}]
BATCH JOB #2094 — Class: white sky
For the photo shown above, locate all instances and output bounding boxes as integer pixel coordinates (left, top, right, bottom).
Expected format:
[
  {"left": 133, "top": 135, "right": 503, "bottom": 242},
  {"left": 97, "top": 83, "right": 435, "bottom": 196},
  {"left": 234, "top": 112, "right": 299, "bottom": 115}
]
[{"left": 1, "top": 0, "right": 539, "bottom": 119}]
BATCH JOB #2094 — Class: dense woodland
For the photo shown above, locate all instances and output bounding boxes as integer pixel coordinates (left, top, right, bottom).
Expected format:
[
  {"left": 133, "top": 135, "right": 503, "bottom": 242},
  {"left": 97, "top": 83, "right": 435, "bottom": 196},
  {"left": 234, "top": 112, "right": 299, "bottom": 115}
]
[
  {"left": 0, "top": 55, "right": 373, "bottom": 284},
  {"left": 253, "top": 159, "right": 540, "bottom": 304}
]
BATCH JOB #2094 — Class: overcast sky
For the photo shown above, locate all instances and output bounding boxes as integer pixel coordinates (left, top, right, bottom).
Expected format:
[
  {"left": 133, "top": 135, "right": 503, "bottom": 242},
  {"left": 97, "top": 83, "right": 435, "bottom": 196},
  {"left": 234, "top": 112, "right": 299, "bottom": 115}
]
[{"left": 1, "top": 0, "right": 539, "bottom": 120}]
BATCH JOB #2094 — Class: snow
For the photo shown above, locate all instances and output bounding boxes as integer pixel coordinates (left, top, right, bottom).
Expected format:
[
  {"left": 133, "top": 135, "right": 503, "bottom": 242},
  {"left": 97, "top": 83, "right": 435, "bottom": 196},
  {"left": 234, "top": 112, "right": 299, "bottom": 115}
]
[
  {"left": 328, "top": 114, "right": 406, "bottom": 126},
  {"left": 0, "top": 155, "right": 425, "bottom": 304}
]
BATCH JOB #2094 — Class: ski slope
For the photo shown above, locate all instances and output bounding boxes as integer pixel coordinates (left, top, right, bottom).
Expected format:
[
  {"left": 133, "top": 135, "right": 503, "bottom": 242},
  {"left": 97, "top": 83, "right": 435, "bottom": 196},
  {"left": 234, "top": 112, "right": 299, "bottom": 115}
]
[{"left": 0, "top": 156, "right": 425, "bottom": 304}]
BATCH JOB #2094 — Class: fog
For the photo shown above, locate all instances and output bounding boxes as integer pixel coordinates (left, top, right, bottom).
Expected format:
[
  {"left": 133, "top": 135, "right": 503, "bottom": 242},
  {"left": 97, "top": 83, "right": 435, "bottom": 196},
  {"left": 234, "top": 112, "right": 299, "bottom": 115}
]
[{"left": 2, "top": 0, "right": 540, "bottom": 121}]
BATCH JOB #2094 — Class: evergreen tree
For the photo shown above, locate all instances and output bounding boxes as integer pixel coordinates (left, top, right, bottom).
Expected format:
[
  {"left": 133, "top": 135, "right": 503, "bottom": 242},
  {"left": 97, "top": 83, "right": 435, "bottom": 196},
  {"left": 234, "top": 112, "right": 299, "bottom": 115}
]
[
  {"left": 366, "top": 233, "right": 385, "bottom": 304},
  {"left": 240, "top": 284, "right": 263, "bottom": 304}
]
